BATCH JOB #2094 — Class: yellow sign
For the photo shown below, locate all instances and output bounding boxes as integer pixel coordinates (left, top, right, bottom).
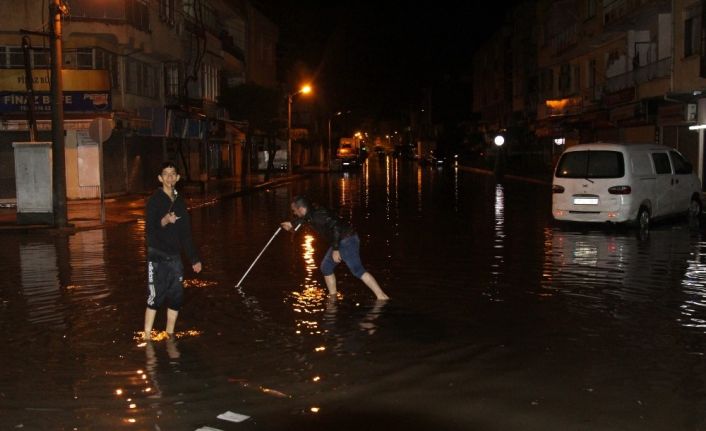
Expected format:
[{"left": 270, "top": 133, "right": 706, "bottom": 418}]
[{"left": 0, "top": 69, "right": 110, "bottom": 92}]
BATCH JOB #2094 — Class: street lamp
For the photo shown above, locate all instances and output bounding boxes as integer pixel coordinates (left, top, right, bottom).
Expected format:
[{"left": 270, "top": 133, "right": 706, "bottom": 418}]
[
  {"left": 287, "top": 84, "right": 312, "bottom": 175},
  {"left": 327, "top": 110, "right": 350, "bottom": 170}
]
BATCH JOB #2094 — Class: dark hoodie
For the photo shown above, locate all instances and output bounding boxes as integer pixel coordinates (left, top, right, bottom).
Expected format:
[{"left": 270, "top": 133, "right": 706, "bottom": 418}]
[
  {"left": 146, "top": 188, "right": 200, "bottom": 264},
  {"left": 293, "top": 205, "right": 354, "bottom": 250}
]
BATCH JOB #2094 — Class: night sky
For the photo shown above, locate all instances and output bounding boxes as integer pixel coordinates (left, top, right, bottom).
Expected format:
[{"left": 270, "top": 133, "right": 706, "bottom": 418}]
[{"left": 258, "top": 1, "right": 518, "bottom": 123}]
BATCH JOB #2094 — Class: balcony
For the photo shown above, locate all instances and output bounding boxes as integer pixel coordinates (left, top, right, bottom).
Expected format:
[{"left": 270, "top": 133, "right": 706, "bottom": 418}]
[
  {"left": 66, "top": 0, "right": 150, "bottom": 32},
  {"left": 220, "top": 34, "right": 245, "bottom": 63},
  {"left": 552, "top": 23, "right": 578, "bottom": 55},
  {"left": 604, "top": 57, "right": 670, "bottom": 93},
  {"left": 603, "top": 0, "right": 670, "bottom": 30}
]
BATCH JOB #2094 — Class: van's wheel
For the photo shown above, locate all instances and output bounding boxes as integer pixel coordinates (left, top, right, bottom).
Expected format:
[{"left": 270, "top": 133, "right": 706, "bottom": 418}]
[
  {"left": 636, "top": 207, "right": 650, "bottom": 230},
  {"left": 689, "top": 198, "right": 702, "bottom": 220}
]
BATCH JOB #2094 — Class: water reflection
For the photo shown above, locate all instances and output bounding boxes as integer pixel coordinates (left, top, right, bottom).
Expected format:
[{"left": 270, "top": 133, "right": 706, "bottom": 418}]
[
  {"left": 542, "top": 225, "right": 696, "bottom": 321},
  {"left": 680, "top": 240, "right": 706, "bottom": 333},
  {"left": 17, "top": 229, "right": 108, "bottom": 328},
  {"left": 416, "top": 164, "right": 423, "bottom": 214},
  {"left": 291, "top": 234, "right": 326, "bottom": 336},
  {"left": 19, "top": 242, "right": 64, "bottom": 326},
  {"left": 67, "top": 230, "right": 109, "bottom": 304},
  {"left": 484, "top": 184, "right": 505, "bottom": 302},
  {"left": 363, "top": 161, "right": 370, "bottom": 218},
  {"left": 453, "top": 164, "right": 459, "bottom": 211}
]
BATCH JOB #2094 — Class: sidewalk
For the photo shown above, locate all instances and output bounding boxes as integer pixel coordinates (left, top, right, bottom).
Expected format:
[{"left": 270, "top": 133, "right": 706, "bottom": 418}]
[{"left": 0, "top": 172, "right": 308, "bottom": 232}]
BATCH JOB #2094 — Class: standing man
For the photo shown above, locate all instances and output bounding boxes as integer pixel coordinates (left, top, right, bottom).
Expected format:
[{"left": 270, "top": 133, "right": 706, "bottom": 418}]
[
  {"left": 281, "top": 196, "right": 389, "bottom": 300},
  {"left": 144, "top": 162, "right": 202, "bottom": 340}
]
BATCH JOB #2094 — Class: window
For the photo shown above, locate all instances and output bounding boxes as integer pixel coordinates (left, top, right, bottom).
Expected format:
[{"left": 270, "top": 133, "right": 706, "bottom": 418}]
[
  {"left": 201, "top": 63, "right": 220, "bottom": 101},
  {"left": 0, "top": 46, "right": 47, "bottom": 69},
  {"left": 63, "top": 48, "right": 93, "bottom": 69},
  {"left": 587, "top": 59, "right": 596, "bottom": 89},
  {"left": 559, "top": 64, "right": 571, "bottom": 93},
  {"left": 556, "top": 151, "right": 625, "bottom": 179},
  {"left": 670, "top": 151, "right": 692, "bottom": 174},
  {"left": 685, "top": 6, "right": 701, "bottom": 57},
  {"left": 183, "top": 0, "right": 196, "bottom": 18},
  {"left": 67, "top": 0, "right": 125, "bottom": 19},
  {"left": 126, "top": 58, "right": 157, "bottom": 98},
  {"left": 8, "top": 47, "right": 24, "bottom": 68},
  {"left": 99, "top": 50, "right": 119, "bottom": 89},
  {"left": 159, "top": 0, "right": 175, "bottom": 25},
  {"left": 652, "top": 153, "right": 672, "bottom": 174},
  {"left": 541, "top": 68, "right": 555, "bottom": 95},
  {"left": 165, "top": 63, "right": 180, "bottom": 98},
  {"left": 587, "top": 0, "right": 596, "bottom": 19},
  {"left": 125, "top": 0, "right": 150, "bottom": 32},
  {"left": 32, "top": 49, "right": 50, "bottom": 68}
]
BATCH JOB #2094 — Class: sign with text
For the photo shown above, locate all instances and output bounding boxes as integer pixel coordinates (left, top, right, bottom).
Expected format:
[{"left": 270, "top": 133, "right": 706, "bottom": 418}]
[
  {"left": 0, "top": 69, "right": 110, "bottom": 92},
  {"left": 0, "top": 91, "right": 111, "bottom": 113}
]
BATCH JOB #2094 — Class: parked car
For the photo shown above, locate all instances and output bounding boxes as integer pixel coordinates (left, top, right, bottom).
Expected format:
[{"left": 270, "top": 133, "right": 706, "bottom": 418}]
[{"left": 552, "top": 143, "right": 702, "bottom": 228}]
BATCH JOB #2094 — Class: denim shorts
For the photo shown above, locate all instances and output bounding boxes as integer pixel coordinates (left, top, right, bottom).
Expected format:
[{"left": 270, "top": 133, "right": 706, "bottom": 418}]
[{"left": 320, "top": 234, "right": 367, "bottom": 278}]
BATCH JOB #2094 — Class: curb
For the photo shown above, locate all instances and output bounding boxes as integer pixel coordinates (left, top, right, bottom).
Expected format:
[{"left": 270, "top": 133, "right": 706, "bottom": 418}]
[
  {"left": 0, "top": 174, "right": 309, "bottom": 233},
  {"left": 457, "top": 165, "right": 552, "bottom": 186}
]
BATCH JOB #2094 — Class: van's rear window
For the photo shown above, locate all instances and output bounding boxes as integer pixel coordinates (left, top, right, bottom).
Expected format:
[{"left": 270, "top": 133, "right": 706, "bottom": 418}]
[{"left": 556, "top": 151, "right": 625, "bottom": 179}]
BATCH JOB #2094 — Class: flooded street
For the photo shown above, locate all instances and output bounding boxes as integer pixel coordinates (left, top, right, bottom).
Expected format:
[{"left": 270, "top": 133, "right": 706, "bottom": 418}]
[{"left": 2, "top": 159, "right": 706, "bottom": 430}]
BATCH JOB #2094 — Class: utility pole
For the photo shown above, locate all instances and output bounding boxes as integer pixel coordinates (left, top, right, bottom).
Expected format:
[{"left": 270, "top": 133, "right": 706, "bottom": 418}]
[
  {"left": 50, "top": 0, "right": 68, "bottom": 227},
  {"left": 21, "top": 36, "right": 38, "bottom": 142},
  {"left": 287, "top": 93, "right": 292, "bottom": 175}
]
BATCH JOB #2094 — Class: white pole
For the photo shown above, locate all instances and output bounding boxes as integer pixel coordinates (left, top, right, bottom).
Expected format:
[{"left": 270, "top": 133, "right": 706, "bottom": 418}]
[
  {"left": 235, "top": 224, "right": 301, "bottom": 288},
  {"left": 699, "top": 129, "right": 704, "bottom": 189}
]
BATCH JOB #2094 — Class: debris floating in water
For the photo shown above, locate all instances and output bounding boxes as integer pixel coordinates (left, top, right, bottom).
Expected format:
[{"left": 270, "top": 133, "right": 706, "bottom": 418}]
[{"left": 216, "top": 411, "right": 250, "bottom": 423}]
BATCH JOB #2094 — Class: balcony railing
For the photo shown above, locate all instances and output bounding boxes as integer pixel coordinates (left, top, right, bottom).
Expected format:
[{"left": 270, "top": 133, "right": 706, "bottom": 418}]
[
  {"left": 604, "top": 57, "right": 670, "bottom": 93},
  {"left": 220, "top": 34, "right": 245, "bottom": 62},
  {"left": 604, "top": 0, "right": 651, "bottom": 23},
  {"left": 67, "top": 0, "right": 150, "bottom": 32},
  {"left": 552, "top": 23, "right": 578, "bottom": 54}
]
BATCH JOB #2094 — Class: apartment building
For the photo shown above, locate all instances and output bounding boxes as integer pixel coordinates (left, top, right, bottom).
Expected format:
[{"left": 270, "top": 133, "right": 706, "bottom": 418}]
[
  {"left": 0, "top": 0, "right": 278, "bottom": 200},
  {"left": 474, "top": 0, "right": 706, "bottom": 181}
]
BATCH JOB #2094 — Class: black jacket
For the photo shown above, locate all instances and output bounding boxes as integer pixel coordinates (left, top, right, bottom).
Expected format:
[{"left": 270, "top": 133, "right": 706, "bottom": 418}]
[
  {"left": 293, "top": 206, "right": 354, "bottom": 250},
  {"left": 146, "top": 189, "right": 200, "bottom": 264}
]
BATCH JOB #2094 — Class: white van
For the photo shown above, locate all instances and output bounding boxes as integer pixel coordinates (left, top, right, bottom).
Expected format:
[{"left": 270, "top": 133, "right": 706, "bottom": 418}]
[{"left": 552, "top": 143, "right": 702, "bottom": 227}]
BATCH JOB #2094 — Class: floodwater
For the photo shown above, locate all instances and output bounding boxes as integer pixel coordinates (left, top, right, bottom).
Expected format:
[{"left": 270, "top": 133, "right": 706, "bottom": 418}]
[{"left": 2, "top": 158, "right": 706, "bottom": 430}]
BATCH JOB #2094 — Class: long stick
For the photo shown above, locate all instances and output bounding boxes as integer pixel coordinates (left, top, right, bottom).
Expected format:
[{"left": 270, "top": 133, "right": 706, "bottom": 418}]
[{"left": 235, "top": 224, "right": 300, "bottom": 288}]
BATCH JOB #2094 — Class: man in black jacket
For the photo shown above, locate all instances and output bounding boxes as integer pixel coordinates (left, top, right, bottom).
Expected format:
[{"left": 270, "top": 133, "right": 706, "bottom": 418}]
[
  {"left": 144, "top": 162, "right": 202, "bottom": 340},
  {"left": 281, "top": 196, "right": 389, "bottom": 300}
]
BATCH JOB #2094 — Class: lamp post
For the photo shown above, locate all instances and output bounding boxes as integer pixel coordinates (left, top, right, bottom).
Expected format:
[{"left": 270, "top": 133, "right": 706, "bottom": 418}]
[
  {"left": 327, "top": 110, "right": 350, "bottom": 170},
  {"left": 287, "top": 84, "right": 311, "bottom": 175}
]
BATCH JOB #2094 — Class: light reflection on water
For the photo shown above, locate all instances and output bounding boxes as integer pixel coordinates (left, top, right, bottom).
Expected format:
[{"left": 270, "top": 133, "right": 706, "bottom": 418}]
[
  {"left": 541, "top": 225, "right": 706, "bottom": 335},
  {"left": 680, "top": 241, "right": 706, "bottom": 332}
]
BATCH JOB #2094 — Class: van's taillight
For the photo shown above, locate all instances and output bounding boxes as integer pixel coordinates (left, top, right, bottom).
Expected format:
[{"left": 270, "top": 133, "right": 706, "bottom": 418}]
[
  {"left": 608, "top": 185, "right": 631, "bottom": 194},
  {"left": 552, "top": 185, "right": 565, "bottom": 193}
]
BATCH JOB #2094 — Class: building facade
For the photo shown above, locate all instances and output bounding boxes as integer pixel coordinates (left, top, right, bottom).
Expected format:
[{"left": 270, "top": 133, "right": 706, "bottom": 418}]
[
  {"left": 473, "top": 0, "right": 706, "bottom": 183},
  {"left": 0, "top": 0, "right": 278, "bottom": 201}
]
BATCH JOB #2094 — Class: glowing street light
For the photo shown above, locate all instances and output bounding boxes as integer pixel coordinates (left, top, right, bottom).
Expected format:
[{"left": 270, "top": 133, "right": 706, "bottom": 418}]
[
  {"left": 287, "top": 84, "right": 313, "bottom": 175},
  {"left": 494, "top": 135, "right": 505, "bottom": 147}
]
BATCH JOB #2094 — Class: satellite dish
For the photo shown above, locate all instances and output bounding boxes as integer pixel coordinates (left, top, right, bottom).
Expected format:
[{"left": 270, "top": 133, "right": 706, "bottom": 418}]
[{"left": 89, "top": 118, "right": 113, "bottom": 143}]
